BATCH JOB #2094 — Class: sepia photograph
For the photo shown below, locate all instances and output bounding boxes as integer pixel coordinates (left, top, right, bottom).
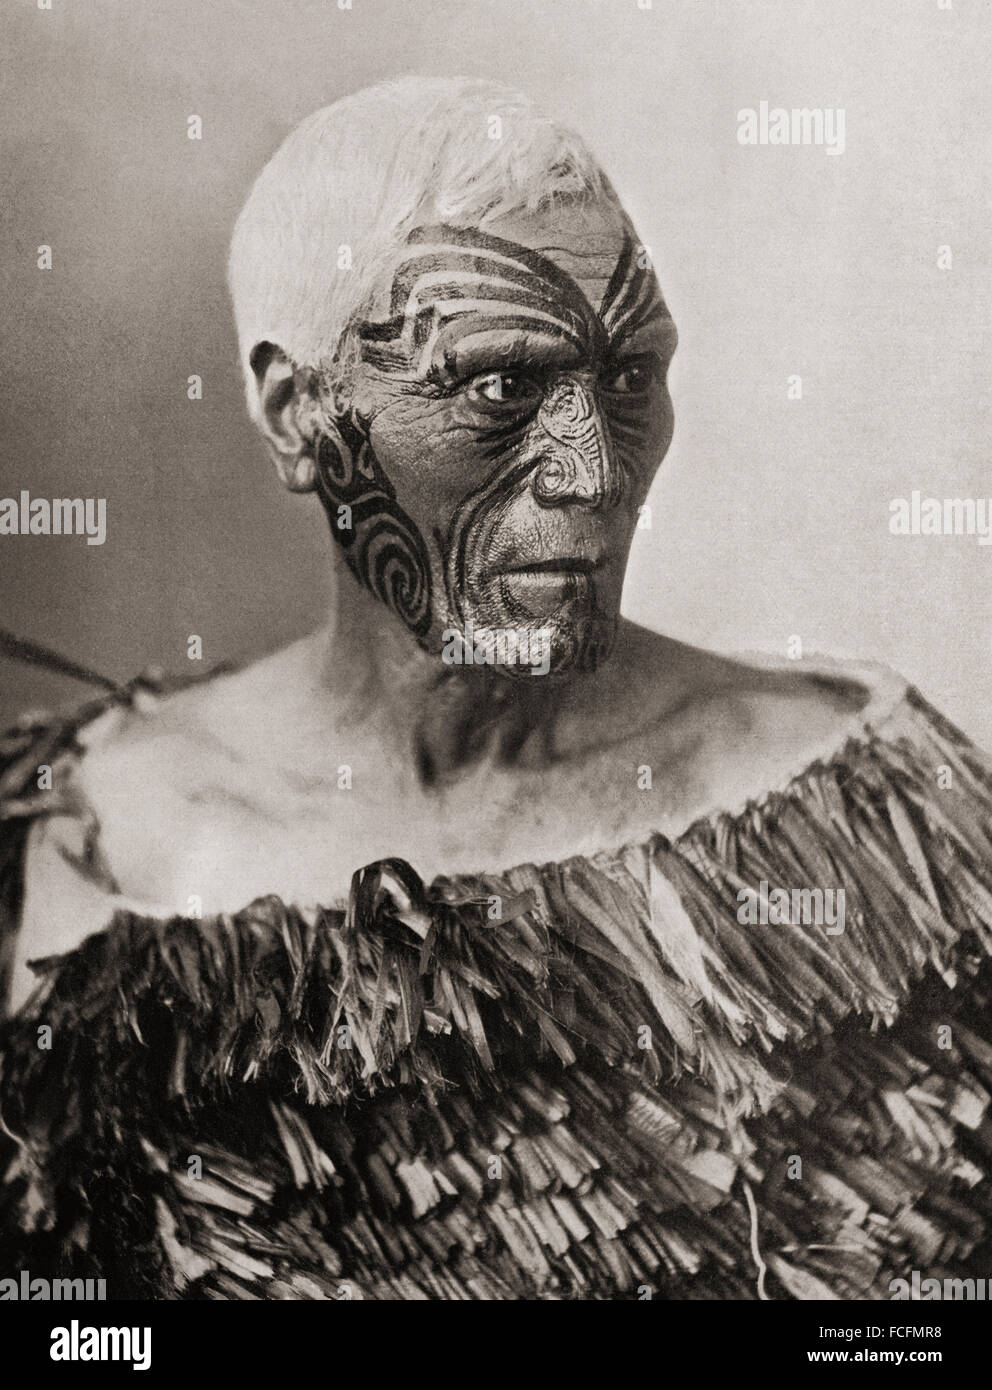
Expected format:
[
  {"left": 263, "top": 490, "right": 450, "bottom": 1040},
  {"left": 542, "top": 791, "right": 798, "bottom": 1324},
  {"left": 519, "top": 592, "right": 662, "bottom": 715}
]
[{"left": 1, "top": 0, "right": 989, "bottom": 1361}]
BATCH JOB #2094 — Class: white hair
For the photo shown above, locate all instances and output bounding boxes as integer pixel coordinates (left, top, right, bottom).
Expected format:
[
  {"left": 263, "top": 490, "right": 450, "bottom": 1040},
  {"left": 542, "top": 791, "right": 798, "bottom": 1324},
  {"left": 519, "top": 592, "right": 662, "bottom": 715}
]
[{"left": 227, "top": 75, "right": 618, "bottom": 416}]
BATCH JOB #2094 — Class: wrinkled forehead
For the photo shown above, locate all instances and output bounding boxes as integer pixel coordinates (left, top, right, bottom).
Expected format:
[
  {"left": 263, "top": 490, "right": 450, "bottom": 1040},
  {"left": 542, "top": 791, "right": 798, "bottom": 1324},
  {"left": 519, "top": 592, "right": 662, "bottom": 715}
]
[
  {"left": 358, "top": 199, "right": 672, "bottom": 376},
  {"left": 484, "top": 201, "right": 646, "bottom": 308}
]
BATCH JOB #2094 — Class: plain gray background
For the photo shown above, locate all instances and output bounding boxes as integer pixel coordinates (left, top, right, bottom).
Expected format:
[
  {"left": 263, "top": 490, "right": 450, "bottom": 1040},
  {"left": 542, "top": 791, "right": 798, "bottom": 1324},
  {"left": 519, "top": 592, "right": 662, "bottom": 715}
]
[{"left": 2, "top": 0, "right": 989, "bottom": 744}]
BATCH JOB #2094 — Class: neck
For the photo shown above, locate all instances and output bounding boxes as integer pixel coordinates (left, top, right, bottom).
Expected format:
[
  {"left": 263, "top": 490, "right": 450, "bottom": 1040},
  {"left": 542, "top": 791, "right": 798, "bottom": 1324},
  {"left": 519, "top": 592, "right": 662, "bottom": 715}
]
[{"left": 315, "top": 562, "right": 578, "bottom": 785}]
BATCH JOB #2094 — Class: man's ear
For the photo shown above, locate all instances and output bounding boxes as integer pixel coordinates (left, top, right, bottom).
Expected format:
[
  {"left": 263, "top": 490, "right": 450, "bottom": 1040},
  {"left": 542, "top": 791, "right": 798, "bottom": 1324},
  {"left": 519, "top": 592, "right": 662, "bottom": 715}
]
[{"left": 249, "top": 341, "right": 317, "bottom": 493}]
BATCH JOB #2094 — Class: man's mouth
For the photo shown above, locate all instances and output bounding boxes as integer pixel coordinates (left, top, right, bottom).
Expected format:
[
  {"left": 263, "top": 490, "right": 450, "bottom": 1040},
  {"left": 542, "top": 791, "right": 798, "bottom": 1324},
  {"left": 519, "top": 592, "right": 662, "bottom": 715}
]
[
  {"left": 491, "top": 555, "right": 604, "bottom": 616},
  {"left": 497, "top": 556, "right": 605, "bottom": 576}
]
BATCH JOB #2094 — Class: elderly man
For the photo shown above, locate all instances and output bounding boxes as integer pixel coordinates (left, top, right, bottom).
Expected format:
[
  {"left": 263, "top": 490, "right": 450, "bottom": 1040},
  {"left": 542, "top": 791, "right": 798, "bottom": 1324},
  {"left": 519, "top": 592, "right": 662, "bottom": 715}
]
[{"left": 2, "top": 77, "right": 992, "bottom": 1301}]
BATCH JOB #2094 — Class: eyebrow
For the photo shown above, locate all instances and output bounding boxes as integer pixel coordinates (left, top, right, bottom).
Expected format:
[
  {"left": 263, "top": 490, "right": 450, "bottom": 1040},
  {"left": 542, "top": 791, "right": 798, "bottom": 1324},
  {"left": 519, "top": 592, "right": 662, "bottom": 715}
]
[
  {"left": 431, "top": 326, "right": 585, "bottom": 383},
  {"left": 361, "top": 280, "right": 591, "bottom": 378},
  {"left": 603, "top": 310, "right": 678, "bottom": 362}
]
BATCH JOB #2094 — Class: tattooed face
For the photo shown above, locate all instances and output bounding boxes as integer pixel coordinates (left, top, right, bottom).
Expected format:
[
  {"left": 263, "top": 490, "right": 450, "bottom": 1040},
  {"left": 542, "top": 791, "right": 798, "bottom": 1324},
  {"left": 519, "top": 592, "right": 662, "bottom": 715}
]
[{"left": 313, "top": 200, "right": 677, "bottom": 677}]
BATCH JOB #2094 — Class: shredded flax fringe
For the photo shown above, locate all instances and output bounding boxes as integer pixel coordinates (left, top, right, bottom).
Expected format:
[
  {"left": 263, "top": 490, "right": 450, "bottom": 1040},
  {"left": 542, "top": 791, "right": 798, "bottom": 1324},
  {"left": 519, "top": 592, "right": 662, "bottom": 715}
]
[{"left": 1, "top": 683, "right": 992, "bottom": 1299}]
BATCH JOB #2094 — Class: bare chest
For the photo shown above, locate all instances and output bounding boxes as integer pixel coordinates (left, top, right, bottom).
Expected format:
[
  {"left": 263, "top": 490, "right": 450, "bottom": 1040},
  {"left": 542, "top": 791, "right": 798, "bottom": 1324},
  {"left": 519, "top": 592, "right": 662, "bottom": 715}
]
[{"left": 79, "top": 723, "right": 720, "bottom": 916}]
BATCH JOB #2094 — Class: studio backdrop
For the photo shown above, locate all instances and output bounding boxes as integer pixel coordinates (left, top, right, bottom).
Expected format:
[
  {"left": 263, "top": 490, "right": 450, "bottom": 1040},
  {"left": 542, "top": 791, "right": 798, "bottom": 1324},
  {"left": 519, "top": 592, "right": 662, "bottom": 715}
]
[{"left": 2, "top": 0, "right": 989, "bottom": 744}]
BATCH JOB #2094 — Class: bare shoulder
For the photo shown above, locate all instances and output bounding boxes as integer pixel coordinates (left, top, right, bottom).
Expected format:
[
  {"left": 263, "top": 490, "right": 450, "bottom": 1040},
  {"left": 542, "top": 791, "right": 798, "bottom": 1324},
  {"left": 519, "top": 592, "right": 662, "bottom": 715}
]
[
  {"left": 70, "top": 671, "right": 275, "bottom": 905},
  {"left": 581, "top": 622, "right": 882, "bottom": 812},
  {"left": 76, "top": 636, "right": 324, "bottom": 813},
  {"left": 78, "top": 684, "right": 242, "bottom": 806}
]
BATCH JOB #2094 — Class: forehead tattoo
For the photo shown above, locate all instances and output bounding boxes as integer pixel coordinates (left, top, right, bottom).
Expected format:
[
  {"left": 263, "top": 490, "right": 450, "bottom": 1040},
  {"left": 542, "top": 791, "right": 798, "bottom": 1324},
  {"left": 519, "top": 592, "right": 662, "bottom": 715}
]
[{"left": 359, "top": 224, "right": 670, "bottom": 379}]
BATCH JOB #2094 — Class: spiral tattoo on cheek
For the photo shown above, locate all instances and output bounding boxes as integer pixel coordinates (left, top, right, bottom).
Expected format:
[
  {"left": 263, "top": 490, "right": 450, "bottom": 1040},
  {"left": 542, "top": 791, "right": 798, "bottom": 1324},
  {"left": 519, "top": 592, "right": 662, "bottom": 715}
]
[{"left": 313, "top": 412, "right": 433, "bottom": 641}]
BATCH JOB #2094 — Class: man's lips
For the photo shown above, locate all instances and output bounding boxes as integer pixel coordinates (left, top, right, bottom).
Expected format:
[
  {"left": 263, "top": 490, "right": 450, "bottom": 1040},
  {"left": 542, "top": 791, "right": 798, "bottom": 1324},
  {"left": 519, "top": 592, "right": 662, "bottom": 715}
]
[
  {"left": 495, "top": 556, "right": 605, "bottom": 576},
  {"left": 490, "top": 556, "right": 604, "bottom": 612}
]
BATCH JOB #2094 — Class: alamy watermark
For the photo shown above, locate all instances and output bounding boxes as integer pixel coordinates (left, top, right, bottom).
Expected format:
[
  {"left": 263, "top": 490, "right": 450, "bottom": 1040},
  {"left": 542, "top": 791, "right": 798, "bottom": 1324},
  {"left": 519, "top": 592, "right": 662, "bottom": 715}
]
[
  {"left": 737, "top": 102, "right": 846, "bottom": 155},
  {"left": 889, "top": 491, "right": 992, "bottom": 546},
  {"left": 50, "top": 1319, "right": 151, "bottom": 1371},
  {"left": 441, "top": 621, "right": 552, "bottom": 676},
  {"left": 737, "top": 880, "right": 846, "bottom": 935},
  {"left": 0, "top": 490, "right": 107, "bottom": 545},
  {"left": 890, "top": 1271, "right": 992, "bottom": 1300},
  {"left": 0, "top": 1269, "right": 106, "bottom": 1299}
]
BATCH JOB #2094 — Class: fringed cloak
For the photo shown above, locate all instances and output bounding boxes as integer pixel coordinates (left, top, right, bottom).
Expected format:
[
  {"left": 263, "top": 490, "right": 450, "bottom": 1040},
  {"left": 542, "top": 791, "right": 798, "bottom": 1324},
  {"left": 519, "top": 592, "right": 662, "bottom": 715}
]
[{"left": 2, "top": 665, "right": 992, "bottom": 1300}]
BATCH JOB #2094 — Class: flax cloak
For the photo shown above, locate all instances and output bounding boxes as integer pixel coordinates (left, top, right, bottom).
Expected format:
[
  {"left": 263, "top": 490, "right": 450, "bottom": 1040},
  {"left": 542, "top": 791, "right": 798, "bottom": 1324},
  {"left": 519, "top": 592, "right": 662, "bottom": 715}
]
[{"left": 2, "top": 663, "right": 992, "bottom": 1300}]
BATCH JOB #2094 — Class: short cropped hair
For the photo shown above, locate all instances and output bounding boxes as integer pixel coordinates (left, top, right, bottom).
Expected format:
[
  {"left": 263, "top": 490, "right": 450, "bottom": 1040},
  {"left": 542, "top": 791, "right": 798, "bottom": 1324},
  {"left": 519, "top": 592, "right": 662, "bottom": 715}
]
[{"left": 228, "top": 75, "right": 617, "bottom": 416}]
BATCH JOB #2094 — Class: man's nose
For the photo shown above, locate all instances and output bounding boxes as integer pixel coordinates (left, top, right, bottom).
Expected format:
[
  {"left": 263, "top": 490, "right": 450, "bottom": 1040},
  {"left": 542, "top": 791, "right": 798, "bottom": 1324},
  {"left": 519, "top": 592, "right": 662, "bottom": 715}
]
[{"left": 531, "top": 376, "right": 624, "bottom": 510}]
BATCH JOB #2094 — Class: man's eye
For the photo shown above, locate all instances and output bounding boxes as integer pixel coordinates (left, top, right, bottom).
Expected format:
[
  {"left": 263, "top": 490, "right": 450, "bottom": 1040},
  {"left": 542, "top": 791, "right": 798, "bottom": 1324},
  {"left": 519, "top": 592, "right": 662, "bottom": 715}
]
[
  {"left": 603, "top": 359, "right": 658, "bottom": 394},
  {"left": 468, "top": 372, "right": 536, "bottom": 404}
]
